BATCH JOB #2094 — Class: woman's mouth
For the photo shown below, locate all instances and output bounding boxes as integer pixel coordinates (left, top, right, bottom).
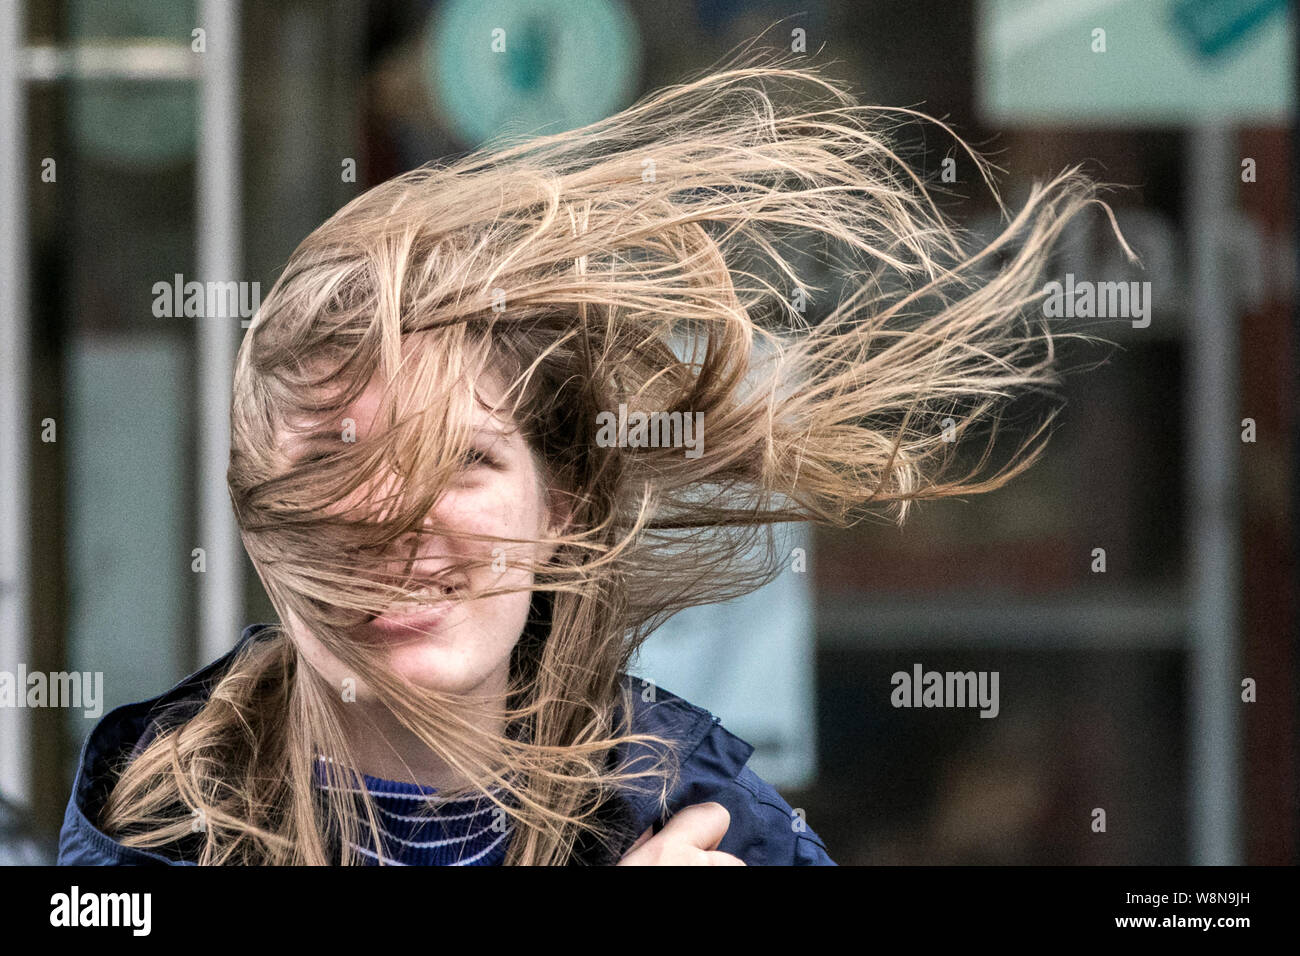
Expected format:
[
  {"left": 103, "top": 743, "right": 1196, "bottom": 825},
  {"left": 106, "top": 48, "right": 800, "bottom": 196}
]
[{"left": 359, "top": 579, "right": 464, "bottom": 640}]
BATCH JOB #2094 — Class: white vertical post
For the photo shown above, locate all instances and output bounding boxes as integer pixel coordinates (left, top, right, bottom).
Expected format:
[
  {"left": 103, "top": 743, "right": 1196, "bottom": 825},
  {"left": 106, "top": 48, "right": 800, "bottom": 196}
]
[
  {"left": 196, "top": 0, "right": 243, "bottom": 665},
  {"left": 0, "top": 0, "right": 32, "bottom": 806},
  {"left": 1186, "top": 123, "right": 1241, "bottom": 865}
]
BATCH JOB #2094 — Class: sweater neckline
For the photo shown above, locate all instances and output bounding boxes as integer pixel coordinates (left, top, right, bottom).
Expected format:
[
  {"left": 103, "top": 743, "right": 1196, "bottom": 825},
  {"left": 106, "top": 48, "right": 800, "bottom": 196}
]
[
  {"left": 314, "top": 757, "right": 513, "bottom": 866},
  {"left": 314, "top": 755, "right": 505, "bottom": 803}
]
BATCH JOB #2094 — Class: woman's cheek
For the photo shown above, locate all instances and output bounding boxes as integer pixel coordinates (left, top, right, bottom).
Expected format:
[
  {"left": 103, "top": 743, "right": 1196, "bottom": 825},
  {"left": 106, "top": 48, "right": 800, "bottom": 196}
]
[{"left": 465, "top": 481, "right": 546, "bottom": 574}]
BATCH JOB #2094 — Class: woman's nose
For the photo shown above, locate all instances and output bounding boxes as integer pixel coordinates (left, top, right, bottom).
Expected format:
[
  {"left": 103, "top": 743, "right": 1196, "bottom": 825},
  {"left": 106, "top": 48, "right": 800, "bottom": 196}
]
[
  {"left": 391, "top": 517, "right": 439, "bottom": 559},
  {"left": 387, "top": 515, "right": 462, "bottom": 572}
]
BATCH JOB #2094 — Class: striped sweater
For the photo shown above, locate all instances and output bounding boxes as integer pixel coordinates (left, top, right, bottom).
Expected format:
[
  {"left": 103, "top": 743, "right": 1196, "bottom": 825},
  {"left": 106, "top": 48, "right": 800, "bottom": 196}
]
[{"left": 315, "top": 758, "right": 511, "bottom": 866}]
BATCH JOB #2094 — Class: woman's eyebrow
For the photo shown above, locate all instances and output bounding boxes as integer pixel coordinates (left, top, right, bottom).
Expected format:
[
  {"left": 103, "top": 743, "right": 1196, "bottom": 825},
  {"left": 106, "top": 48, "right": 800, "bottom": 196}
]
[
  {"left": 283, "top": 425, "right": 351, "bottom": 460},
  {"left": 293, "top": 425, "right": 506, "bottom": 456},
  {"left": 297, "top": 426, "right": 347, "bottom": 447},
  {"left": 473, "top": 421, "right": 516, "bottom": 442}
]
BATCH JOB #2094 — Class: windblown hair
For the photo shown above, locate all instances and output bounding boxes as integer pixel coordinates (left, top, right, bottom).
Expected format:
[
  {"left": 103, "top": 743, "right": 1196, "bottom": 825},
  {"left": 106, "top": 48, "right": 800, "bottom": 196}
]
[{"left": 100, "top": 54, "right": 1125, "bottom": 864}]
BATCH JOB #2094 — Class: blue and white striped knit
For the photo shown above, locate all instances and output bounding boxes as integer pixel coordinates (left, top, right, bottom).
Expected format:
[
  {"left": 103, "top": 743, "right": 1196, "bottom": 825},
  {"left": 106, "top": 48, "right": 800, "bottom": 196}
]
[{"left": 315, "top": 758, "right": 512, "bottom": 866}]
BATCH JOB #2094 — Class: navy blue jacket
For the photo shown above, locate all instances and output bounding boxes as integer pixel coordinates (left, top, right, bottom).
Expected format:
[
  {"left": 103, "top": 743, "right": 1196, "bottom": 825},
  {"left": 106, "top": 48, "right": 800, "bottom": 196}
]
[{"left": 57, "top": 623, "right": 834, "bottom": 865}]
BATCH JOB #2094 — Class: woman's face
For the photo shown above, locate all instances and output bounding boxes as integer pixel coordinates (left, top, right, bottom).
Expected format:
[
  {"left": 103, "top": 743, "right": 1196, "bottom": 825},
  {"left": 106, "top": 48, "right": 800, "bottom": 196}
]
[{"left": 282, "top": 364, "right": 561, "bottom": 701}]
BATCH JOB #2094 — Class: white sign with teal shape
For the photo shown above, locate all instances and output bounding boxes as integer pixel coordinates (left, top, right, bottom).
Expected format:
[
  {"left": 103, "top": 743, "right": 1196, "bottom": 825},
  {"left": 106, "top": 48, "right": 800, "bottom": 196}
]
[{"left": 977, "top": 0, "right": 1295, "bottom": 124}]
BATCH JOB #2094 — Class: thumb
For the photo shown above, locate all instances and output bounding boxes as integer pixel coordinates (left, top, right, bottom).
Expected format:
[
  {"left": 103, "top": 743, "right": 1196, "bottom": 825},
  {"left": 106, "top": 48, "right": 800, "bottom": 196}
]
[
  {"left": 626, "top": 826, "right": 653, "bottom": 854},
  {"left": 655, "top": 801, "right": 731, "bottom": 852}
]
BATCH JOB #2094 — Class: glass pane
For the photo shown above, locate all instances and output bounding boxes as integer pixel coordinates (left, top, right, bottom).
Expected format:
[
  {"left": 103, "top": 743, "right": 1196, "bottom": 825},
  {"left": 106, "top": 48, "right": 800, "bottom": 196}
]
[
  {"left": 805, "top": 647, "right": 1187, "bottom": 864},
  {"left": 68, "top": 0, "right": 197, "bottom": 41}
]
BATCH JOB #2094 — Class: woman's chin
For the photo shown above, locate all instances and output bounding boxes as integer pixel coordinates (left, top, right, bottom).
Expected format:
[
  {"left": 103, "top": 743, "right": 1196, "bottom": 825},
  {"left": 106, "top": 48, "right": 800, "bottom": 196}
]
[{"left": 374, "top": 640, "right": 501, "bottom": 697}]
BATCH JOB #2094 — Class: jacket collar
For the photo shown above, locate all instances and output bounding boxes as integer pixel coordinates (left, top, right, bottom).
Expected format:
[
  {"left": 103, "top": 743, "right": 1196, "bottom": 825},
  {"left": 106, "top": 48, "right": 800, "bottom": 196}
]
[{"left": 63, "top": 623, "right": 753, "bottom": 865}]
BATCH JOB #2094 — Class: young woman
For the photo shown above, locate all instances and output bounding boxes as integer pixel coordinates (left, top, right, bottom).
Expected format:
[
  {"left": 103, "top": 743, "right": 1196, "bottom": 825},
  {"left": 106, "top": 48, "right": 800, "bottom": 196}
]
[{"left": 57, "top": 57, "right": 1119, "bottom": 866}]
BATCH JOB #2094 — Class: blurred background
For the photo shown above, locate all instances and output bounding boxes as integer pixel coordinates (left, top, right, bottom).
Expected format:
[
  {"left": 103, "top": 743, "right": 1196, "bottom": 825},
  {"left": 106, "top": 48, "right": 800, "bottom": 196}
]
[{"left": 0, "top": 0, "right": 1295, "bottom": 865}]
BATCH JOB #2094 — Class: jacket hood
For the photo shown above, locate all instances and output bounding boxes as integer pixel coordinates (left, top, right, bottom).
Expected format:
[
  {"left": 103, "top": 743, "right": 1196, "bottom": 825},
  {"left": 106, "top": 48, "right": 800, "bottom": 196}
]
[{"left": 57, "top": 623, "right": 768, "bottom": 866}]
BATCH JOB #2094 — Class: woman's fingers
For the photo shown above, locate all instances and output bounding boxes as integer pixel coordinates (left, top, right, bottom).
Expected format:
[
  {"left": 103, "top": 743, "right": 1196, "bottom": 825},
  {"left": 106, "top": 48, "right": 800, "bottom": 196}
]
[
  {"left": 617, "top": 802, "right": 745, "bottom": 865},
  {"left": 702, "top": 850, "right": 746, "bottom": 866},
  {"left": 656, "top": 801, "right": 730, "bottom": 852}
]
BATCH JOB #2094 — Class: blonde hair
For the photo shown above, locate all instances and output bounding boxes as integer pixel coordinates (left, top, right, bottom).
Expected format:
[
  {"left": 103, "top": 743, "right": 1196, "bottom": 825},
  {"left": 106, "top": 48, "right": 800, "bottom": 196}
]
[{"left": 100, "top": 52, "right": 1124, "bottom": 864}]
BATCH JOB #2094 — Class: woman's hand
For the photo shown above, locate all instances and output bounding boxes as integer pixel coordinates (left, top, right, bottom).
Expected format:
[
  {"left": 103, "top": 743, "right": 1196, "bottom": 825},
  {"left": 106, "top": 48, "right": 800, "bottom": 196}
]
[{"left": 616, "top": 801, "right": 746, "bottom": 865}]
